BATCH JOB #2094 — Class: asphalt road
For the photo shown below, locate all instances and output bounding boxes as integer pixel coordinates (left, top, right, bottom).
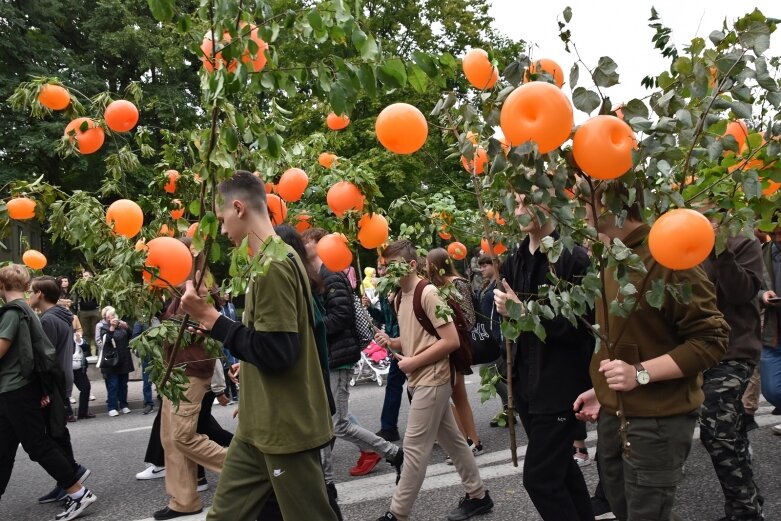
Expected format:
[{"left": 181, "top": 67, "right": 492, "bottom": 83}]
[{"left": 2, "top": 375, "right": 780, "bottom": 521}]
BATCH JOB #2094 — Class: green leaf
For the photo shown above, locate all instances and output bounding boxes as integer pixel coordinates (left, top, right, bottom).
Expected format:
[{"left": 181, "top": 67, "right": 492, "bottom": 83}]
[
  {"left": 743, "top": 170, "right": 761, "bottom": 200},
  {"left": 503, "top": 61, "right": 523, "bottom": 86},
  {"left": 739, "top": 20, "right": 771, "bottom": 54},
  {"left": 210, "top": 242, "right": 222, "bottom": 264},
  {"left": 731, "top": 101, "right": 752, "bottom": 119},
  {"left": 621, "top": 99, "right": 649, "bottom": 121},
  {"left": 572, "top": 87, "right": 600, "bottom": 114},
  {"left": 569, "top": 62, "right": 579, "bottom": 88},
  {"left": 593, "top": 56, "right": 620, "bottom": 88},
  {"left": 645, "top": 279, "right": 665, "bottom": 309},
  {"left": 307, "top": 10, "right": 324, "bottom": 31},
  {"left": 378, "top": 58, "right": 407, "bottom": 89},
  {"left": 357, "top": 64, "right": 377, "bottom": 97},
  {"left": 222, "top": 126, "right": 239, "bottom": 152},
  {"left": 407, "top": 63, "right": 429, "bottom": 93},
  {"left": 329, "top": 84, "right": 347, "bottom": 117},
  {"left": 412, "top": 51, "right": 438, "bottom": 77},
  {"left": 189, "top": 200, "right": 201, "bottom": 217},
  {"left": 147, "top": 0, "right": 175, "bottom": 22},
  {"left": 563, "top": 6, "right": 572, "bottom": 23}
]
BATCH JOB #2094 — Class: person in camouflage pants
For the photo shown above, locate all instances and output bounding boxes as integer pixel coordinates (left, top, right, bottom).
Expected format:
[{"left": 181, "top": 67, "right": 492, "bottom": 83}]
[{"left": 700, "top": 234, "right": 765, "bottom": 521}]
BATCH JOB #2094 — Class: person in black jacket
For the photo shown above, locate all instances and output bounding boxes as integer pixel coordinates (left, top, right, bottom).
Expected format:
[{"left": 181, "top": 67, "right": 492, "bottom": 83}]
[
  {"left": 96, "top": 307, "right": 134, "bottom": 417},
  {"left": 493, "top": 194, "right": 593, "bottom": 521}
]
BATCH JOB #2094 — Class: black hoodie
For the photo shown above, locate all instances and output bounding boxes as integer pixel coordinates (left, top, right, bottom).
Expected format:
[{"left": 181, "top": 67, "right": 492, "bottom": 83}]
[{"left": 40, "top": 305, "right": 75, "bottom": 396}]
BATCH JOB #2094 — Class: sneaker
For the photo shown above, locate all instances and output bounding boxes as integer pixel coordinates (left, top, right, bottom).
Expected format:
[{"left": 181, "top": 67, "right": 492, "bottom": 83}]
[
  {"left": 89, "top": 395, "right": 96, "bottom": 401},
  {"left": 55, "top": 489, "right": 97, "bottom": 521},
  {"left": 744, "top": 413, "right": 759, "bottom": 433},
  {"left": 377, "top": 513, "right": 398, "bottom": 521},
  {"left": 197, "top": 477, "right": 208, "bottom": 492},
  {"left": 75, "top": 465, "right": 91, "bottom": 484},
  {"left": 121, "top": 407, "right": 132, "bottom": 414},
  {"left": 143, "top": 404, "right": 154, "bottom": 415},
  {"left": 153, "top": 506, "right": 203, "bottom": 520},
  {"left": 77, "top": 412, "right": 96, "bottom": 419},
  {"left": 573, "top": 447, "right": 591, "bottom": 467},
  {"left": 69, "top": 397, "right": 76, "bottom": 404},
  {"left": 108, "top": 409, "right": 119, "bottom": 417},
  {"left": 350, "top": 451, "right": 383, "bottom": 476},
  {"left": 326, "top": 482, "right": 343, "bottom": 521},
  {"left": 773, "top": 407, "right": 781, "bottom": 415},
  {"left": 594, "top": 513, "right": 618, "bottom": 520},
  {"left": 772, "top": 424, "right": 781, "bottom": 435},
  {"left": 136, "top": 465, "right": 166, "bottom": 480},
  {"left": 38, "top": 486, "right": 67, "bottom": 504},
  {"left": 375, "top": 428, "right": 401, "bottom": 442},
  {"left": 387, "top": 448, "right": 404, "bottom": 484},
  {"left": 471, "top": 442, "right": 485, "bottom": 457},
  {"left": 446, "top": 490, "right": 494, "bottom": 521}
]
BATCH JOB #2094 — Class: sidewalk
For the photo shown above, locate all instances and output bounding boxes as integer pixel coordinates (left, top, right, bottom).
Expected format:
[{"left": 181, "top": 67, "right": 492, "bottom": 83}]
[{"left": 78, "top": 357, "right": 149, "bottom": 415}]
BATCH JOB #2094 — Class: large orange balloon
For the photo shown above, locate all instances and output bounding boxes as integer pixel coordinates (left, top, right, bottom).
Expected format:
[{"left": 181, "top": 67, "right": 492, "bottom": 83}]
[
  {"left": 170, "top": 199, "right": 185, "bottom": 220},
  {"left": 164, "top": 170, "right": 180, "bottom": 194},
  {"left": 143, "top": 237, "right": 193, "bottom": 288},
  {"left": 319, "top": 152, "right": 337, "bottom": 169},
  {"left": 106, "top": 199, "right": 144, "bottom": 238},
  {"left": 294, "top": 214, "right": 312, "bottom": 233},
  {"left": 448, "top": 242, "right": 467, "bottom": 261},
  {"left": 267, "top": 194, "right": 288, "bottom": 225},
  {"left": 572, "top": 115, "right": 636, "bottom": 180},
  {"left": 525, "top": 58, "right": 565, "bottom": 88},
  {"left": 23, "top": 250, "right": 47, "bottom": 270},
  {"left": 376, "top": 103, "right": 428, "bottom": 154},
  {"left": 276, "top": 168, "right": 309, "bottom": 202},
  {"left": 200, "top": 23, "right": 268, "bottom": 73},
  {"left": 462, "top": 48, "right": 498, "bottom": 90},
  {"left": 38, "top": 84, "right": 70, "bottom": 110},
  {"left": 327, "top": 181, "right": 364, "bottom": 217},
  {"left": 649, "top": 209, "right": 714, "bottom": 270},
  {"left": 461, "top": 146, "right": 488, "bottom": 175},
  {"left": 357, "top": 213, "right": 389, "bottom": 249},
  {"left": 723, "top": 120, "right": 748, "bottom": 151},
  {"left": 481, "top": 238, "right": 507, "bottom": 256},
  {"left": 500, "top": 82, "right": 573, "bottom": 154},
  {"left": 6, "top": 197, "right": 36, "bottom": 220},
  {"left": 64, "top": 117, "right": 105, "bottom": 154},
  {"left": 317, "top": 233, "right": 353, "bottom": 272},
  {"left": 104, "top": 100, "right": 139, "bottom": 133},
  {"left": 326, "top": 112, "right": 350, "bottom": 130}
]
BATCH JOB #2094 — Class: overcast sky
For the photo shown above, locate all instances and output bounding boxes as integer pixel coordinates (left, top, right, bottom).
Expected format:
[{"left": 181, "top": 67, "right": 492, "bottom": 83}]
[{"left": 489, "top": 1, "right": 780, "bottom": 121}]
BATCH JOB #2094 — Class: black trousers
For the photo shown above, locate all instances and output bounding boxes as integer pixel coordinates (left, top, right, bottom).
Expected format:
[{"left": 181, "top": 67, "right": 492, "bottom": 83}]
[
  {"left": 73, "top": 367, "right": 91, "bottom": 416},
  {"left": 0, "top": 383, "right": 79, "bottom": 497},
  {"left": 517, "top": 398, "right": 594, "bottom": 521}
]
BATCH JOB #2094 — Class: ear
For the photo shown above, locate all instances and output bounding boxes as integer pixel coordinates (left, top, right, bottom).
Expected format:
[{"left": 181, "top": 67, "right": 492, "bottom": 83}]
[{"left": 233, "top": 199, "right": 245, "bottom": 218}]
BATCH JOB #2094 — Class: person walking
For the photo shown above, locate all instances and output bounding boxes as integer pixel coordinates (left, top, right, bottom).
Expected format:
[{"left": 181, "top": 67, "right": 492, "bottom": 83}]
[
  {"left": 71, "top": 315, "right": 94, "bottom": 419},
  {"left": 757, "top": 225, "right": 781, "bottom": 435},
  {"left": 96, "top": 306, "right": 134, "bottom": 417},
  {"left": 74, "top": 271, "right": 100, "bottom": 357}
]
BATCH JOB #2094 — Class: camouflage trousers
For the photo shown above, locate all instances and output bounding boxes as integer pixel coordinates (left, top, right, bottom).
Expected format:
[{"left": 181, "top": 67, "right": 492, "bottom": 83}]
[{"left": 700, "top": 360, "right": 764, "bottom": 521}]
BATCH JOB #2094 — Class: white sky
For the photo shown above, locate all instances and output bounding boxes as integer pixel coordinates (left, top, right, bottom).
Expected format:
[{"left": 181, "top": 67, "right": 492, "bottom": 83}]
[{"left": 489, "top": 1, "right": 781, "bottom": 121}]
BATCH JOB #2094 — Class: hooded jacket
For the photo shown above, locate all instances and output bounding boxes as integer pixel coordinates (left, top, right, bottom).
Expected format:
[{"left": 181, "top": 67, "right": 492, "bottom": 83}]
[
  {"left": 40, "top": 305, "right": 75, "bottom": 398},
  {"left": 319, "top": 266, "right": 361, "bottom": 369}
]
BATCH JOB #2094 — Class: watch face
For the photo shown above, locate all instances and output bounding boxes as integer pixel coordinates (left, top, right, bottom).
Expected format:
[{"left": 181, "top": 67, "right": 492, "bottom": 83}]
[{"left": 638, "top": 371, "right": 651, "bottom": 385}]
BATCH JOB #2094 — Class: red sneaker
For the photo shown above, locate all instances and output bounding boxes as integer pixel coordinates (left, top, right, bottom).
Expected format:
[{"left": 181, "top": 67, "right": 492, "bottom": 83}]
[{"left": 349, "top": 451, "right": 382, "bottom": 476}]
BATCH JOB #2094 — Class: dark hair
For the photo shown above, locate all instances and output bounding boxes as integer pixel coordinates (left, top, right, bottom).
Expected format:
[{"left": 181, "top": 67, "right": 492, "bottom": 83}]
[
  {"left": 55, "top": 276, "right": 70, "bottom": 298},
  {"left": 477, "top": 254, "right": 494, "bottom": 266},
  {"left": 32, "top": 275, "right": 60, "bottom": 304},
  {"left": 382, "top": 240, "right": 418, "bottom": 263},
  {"left": 301, "top": 227, "right": 328, "bottom": 245},
  {"left": 217, "top": 170, "right": 267, "bottom": 213},
  {"left": 426, "top": 247, "right": 461, "bottom": 287},
  {"left": 275, "top": 224, "right": 324, "bottom": 294}
]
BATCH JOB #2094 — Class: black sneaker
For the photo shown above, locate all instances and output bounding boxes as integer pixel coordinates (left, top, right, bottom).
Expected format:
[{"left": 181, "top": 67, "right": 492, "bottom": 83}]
[
  {"left": 143, "top": 404, "right": 154, "bottom": 415},
  {"left": 55, "top": 489, "right": 97, "bottom": 521},
  {"left": 447, "top": 490, "right": 494, "bottom": 521},
  {"left": 38, "top": 486, "right": 67, "bottom": 504},
  {"left": 376, "top": 428, "right": 400, "bottom": 442},
  {"left": 388, "top": 448, "right": 404, "bottom": 484},
  {"left": 377, "top": 512, "right": 398, "bottom": 521},
  {"left": 153, "top": 506, "right": 203, "bottom": 520},
  {"left": 744, "top": 413, "right": 759, "bottom": 433}
]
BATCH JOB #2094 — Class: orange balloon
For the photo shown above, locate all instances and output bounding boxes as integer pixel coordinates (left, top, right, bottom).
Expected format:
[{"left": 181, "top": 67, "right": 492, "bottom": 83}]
[
  {"left": 64, "top": 117, "right": 105, "bottom": 154},
  {"left": 6, "top": 197, "right": 36, "bottom": 220},
  {"left": 317, "top": 233, "right": 353, "bottom": 272},
  {"left": 159, "top": 224, "right": 175, "bottom": 237},
  {"left": 319, "top": 152, "right": 337, "bottom": 169},
  {"left": 500, "top": 82, "right": 573, "bottom": 154},
  {"left": 525, "top": 58, "right": 565, "bottom": 88},
  {"left": 294, "top": 214, "right": 312, "bottom": 233},
  {"left": 276, "top": 168, "right": 309, "bottom": 202},
  {"left": 357, "top": 213, "right": 389, "bottom": 249},
  {"left": 649, "top": 209, "right": 714, "bottom": 270},
  {"left": 23, "top": 250, "right": 47, "bottom": 270},
  {"left": 763, "top": 180, "right": 781, "bottom": 197},
  {"left": 200, "top": 23, "right": 268, "bottom": 73},
  {"left": 326, "top": 112, "right": 350, "bottom": 130},
  {"left": 438, "top": 231, "right": 452, "bottom": 240},
  {"left": 481, "top": 238, "right": 507, "bottom": 256},
  {"left": 267, "top": 194, "right": 288, "bottom": 225},
  {"left": 264, "top": 182, "right": 275, "bottom": 194},
  {"left": 143, "top": 237, "right": 193, "bottom": 288},
  {"left": 106, "top": 199, "right": 144, "bottom": 238},
  {"left": 723, "top": 120, "right": 748, "bottom": 152},
  {"left": 170, "top": 199, "right": 185, "bottom": 220},
  {"left": 466, "top": 131, "right": 479, "bottom": 145},
  {"left": 186, "top": 223, "right": 199, "bottom": 238},
  {"left": 486, "top": 210, "right": 506, "bottom": 225},
  {"left": 448, "top": 242, "right": 467, "bottom": 261},
  {"left": 572, "top": 115, "right": 636, "bottom": 180},
  {"left": 376, "top": 103, "right": 428, "bottom": 154},
  {"left": 164, "top": 170, "right": 180, "bottom": 194},
  {"left": 327, "top": 181, "right": 364, "bottom": 217},
  {"left": 461, "top": 146, "right": 488, "bottom": 175},
  {"left": 104, "top": 100, "right": 139, "bottom": 133},
  {"left": 38, "top": 84, "right": 70, "bottom": 110},
  {"left": 462, "top": 48, "right": 498, "bottom": 90}
]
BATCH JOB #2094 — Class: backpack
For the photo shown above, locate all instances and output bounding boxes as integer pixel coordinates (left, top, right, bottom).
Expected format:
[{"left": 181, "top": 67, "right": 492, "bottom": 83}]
[{"left": 395, "top": 279, "right": 473, "bottom": 386}]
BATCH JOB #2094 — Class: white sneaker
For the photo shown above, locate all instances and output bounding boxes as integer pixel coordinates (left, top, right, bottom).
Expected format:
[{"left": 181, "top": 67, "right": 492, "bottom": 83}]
[
  {"left": 121, "top": 407, "right": 132, "bottom": 414},
  {"left": 772, "top": 424, "right": 781, "bottom": 435},
  {"left": 197, "top": 477, "right": 208, "bottom": 492},
  {"left": 89, "top": 395, "right": 96, "bottom": 401},
  {"left": 69, "top": 397, "right": 76, "bottom": 404},
  {"left": 594, "top": 513, "right": 617, "bottom": 520},
  {"left": 55, "top": 489, "right": 97, "bottom": 521},
  {"left": 136, "top": 465, "right": 166, "bottom": 480},
  {"left": 108, "top": 409, "right": 119, "bottom": 417}
]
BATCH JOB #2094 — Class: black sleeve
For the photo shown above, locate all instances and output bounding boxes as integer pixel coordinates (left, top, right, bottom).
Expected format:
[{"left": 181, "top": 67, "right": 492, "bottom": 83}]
[
  {"left": 209, "top": 314, "right": 300, "bottom": 373},
  {"left": 543, "top": 246, "right": 592, "bottom": 345}
]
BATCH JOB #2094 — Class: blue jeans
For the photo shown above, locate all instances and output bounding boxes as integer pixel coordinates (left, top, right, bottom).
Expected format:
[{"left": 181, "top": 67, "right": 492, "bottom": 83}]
[
  {"left": 105, "top": 373, "right": 129, "bottom": 412},
  {"left": 380, "top": 358, "right": 407, "bottom": 431},
  {"left": 761, "top": 345, "right": 781, "bottom": 409},
  {"left": 141, "top": 357, "right": 154, "bottom": 406}
]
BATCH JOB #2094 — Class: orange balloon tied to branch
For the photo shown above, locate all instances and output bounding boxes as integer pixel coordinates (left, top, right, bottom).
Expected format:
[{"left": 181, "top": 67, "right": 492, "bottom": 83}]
[
  {"left": 763, "top": 180, "right": 781, "bottom": 197},
  {"left": 64, "top": 117, "right": 105, "bottom": 154},
  {"left": 448, "top": 242, "right": 468, "bottom": 261},
  {"left": 276, "top": 168, "right": 309, "bottom": 202},
  {"left": 572, "top": 115, "right": 636, "bottom": 180},
  {"left": 186, "top": 223, "right": 199, "bottom": 238},
  {"left": 164, "top": 170, "right": 180, "bottom": 194},
  {"left": 23, "top": 250, "right": 47, "bottom": 270},
  {"left": 326, "top": 112, "right": 350, "bottom": 130},
  {"left": 438, "top": 230, "right": 452, "bottom": 240},
  {"left": 525, "top": 58, "right": 565, "bottom": 88},
  {"left": 143, "top": 237, "right": 193, "bottom": 288},
  {"left": 357, "top": 213, "right": 389, "bottom": 249},
  {"left": 319, "top": 152, "right": 337, "bottom": 169},
  {"left": 317, "top": 233, "right": 353, "bottom": 272},
  {"left": 170, "top": 200, "right": 185, "bottom": 220},
  {"left": 376, "top": 103, "right": 428, "bottom": 154},
  {"left": 159, "top": 224, "right": 175, "bottom": 237},
  {"left": 104, "top": 100, "right": 139, "bottom": 132},
  {"left": 500, "top": 82, "right": 573, "bottom": 154},
  {"left": 486, "top": 210, "right": 506, "bottom": 225},
  {"left": 6, "top": 197, "right": 36, "bottom": 220},
  {"left": 266, "top": 194, "right": 288, "bottom": 225},
  {"left": 294, "top": 214, "right": 312, "bottom": 233},
  {"left": 327, "top": 181, "right": 364, "bottom": 217},
  {"left": 38, "top": 84, "right": 70, "bottom": 110},
  {"left": 481, "top": 238, "right": 507, "bottom": 256},
  {"left": 649, "top": 209, "right": 714, "bottom": 270},
  {"left": 461, "top": 146, "right": 488, "bottom": 175},
  {"left": 106, "top": 199, "right": 144, "bottom": 239},
  {"left": 723, "top": 120, "right": 749, "bottom": 152},
  {"left": 462, "top": 48, "right": 498, "bottom": 90},
  {"left": 200, "top": 24, "right": 268, "bottom": 73}
]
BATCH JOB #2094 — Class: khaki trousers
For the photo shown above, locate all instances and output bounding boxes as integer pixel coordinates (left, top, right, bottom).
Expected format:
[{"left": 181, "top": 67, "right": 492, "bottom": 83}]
[
  {"left": 742, "top": 365, "right": 761, "bottom": 414},
  {"left": 390, "top": 384, "right": 484, "bottom": 520},
  {"left": 161, "top": 375, "right": 227, "bottom": 512}
]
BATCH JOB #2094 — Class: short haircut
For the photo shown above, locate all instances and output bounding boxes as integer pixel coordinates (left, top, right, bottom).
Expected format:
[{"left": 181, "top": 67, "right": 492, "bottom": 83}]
[
  {"left": 301, "top": 227, "right": 328, "bottom": 245},
  {"left": 31, "top": 276, "right": 60, "bottom": 304},
  {"left": 217, "top": 170, "right": 267, "bottom": 213},
  {"left": 0, "top": 264, "right": 30, "bottom": 292},
  {"left": 477, "top": 254, "right": 494, "bottom": 266},
  {"left": 275, "top": 224, "right": 324, "bottom": 294},
  {"left": 382, "top": 240, "right": 418, "bottom": 263}
]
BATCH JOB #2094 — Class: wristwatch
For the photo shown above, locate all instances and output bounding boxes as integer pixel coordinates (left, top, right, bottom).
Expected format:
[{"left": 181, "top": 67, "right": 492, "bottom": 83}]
[{"left": 634, "top": 363, "right": 651, "bottom": 385}]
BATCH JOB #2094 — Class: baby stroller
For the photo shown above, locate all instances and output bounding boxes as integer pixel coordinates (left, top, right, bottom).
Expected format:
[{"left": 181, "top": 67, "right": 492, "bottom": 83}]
[{"left": 350, "top": 341, "right": 392, "bottom": 387}]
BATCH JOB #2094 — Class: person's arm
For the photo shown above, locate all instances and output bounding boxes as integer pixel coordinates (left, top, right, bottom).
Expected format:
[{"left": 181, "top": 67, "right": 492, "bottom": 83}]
[
  {"left": 0, "top": 338, "right": 11, "bottom": 359},
  {"left": 95, "top": 322, "right": 105, "bottom": 349},
  {"left": 396, "top": 321, "right": 460, "bottom": 374},
  {"left": 713, "top": 237, "right": 763, "bottom": 304},
  {"left": 208, "top": 318, "right": 300, "bottom": 373},
  {"left": 322, "top": 273, "right": 354, "bottom": 334}
]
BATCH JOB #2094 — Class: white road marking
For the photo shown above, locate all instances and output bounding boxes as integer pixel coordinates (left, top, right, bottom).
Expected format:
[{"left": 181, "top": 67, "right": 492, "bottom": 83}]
[{"left": 115, "top": 425, "right": 154, "bottom": 433}]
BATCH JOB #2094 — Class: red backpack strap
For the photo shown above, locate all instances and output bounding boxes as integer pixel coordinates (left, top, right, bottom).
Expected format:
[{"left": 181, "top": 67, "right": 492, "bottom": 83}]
[{"left": 412, "top": 279, "right": 440, "bottom": 339}]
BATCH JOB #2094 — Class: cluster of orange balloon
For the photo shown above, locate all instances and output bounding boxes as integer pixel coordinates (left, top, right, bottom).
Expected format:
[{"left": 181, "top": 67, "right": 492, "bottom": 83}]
[
  {"left": 59, "top": 97, "right": 138, "bottom": 155},
  {"left": 327, "top": 181, "right": 364, "bottom": 217},
  {"left": 649, "top": 209, "right": 714, "bottom": 270},
  {"left": 200, "top": 23, "right": 268, "bottom": 74},
  {"left": 481, "top": 238, "right": 507, "bottom": 256},
  {"left": 721, "top": 121, "right": 779, "bottom": 196}
]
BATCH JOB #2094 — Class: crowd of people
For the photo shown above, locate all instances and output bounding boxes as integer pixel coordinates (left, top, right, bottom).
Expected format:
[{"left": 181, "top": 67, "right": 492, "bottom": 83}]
[{"left": 1, "top": 170, "right": 780, "bottom": 521}]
